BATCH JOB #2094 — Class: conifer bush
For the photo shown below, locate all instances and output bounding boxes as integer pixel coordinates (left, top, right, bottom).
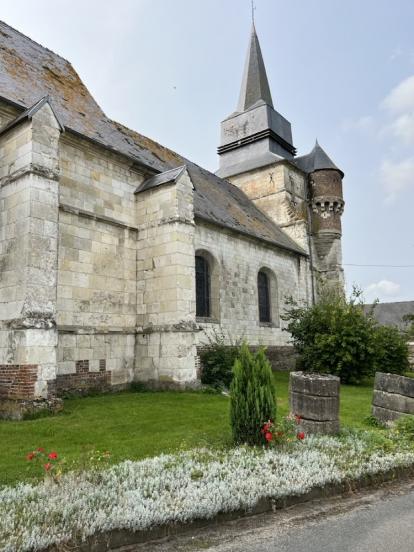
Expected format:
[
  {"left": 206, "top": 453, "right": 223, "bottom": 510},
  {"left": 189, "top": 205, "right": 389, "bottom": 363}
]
[{"left": 230, "top": 343, "right": 276, "bottom": 445}]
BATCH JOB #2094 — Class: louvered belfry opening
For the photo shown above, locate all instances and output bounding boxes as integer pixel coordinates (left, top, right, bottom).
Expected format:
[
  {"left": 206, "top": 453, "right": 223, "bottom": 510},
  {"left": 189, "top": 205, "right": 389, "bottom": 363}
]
[
  {"left": 258, "top": 270, "right": 271, "bottom": 323},
  {"left": 195, "top": 255, "right": 210, "bottom": 318}
]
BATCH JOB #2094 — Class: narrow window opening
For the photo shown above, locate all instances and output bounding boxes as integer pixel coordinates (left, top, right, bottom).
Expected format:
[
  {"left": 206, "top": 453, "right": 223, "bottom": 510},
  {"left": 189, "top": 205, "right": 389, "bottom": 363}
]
[
  {"left": 196, "top": 255, "right": 210, "bottom": 317},
  {"left": 258, "top": 270, "right": 271, "bottom": 323}
]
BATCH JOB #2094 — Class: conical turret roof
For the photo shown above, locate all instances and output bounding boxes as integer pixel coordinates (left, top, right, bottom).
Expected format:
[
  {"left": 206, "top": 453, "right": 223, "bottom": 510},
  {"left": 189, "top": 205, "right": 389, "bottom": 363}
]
[{"left": 295, "top": 140, "right": 343, "bottom": 176}]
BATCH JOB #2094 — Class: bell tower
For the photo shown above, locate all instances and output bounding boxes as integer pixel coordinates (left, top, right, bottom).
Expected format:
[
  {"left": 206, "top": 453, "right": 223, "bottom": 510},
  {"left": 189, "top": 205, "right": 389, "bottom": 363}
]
[
  {"left": 217, "top": 24, "right": 296, "bottom": 179},
  {"left": 216, "top": 24, "right": 345, "bottom": 298}
]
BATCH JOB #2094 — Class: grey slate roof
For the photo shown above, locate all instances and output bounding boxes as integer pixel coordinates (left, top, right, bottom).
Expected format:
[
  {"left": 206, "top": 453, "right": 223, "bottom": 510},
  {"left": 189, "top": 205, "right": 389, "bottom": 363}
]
[
  {"left": 136, "top": 166, "right": 186, "bottom": 193},
  {"left": 188, "top": 163, "right": 305, "bottom": 254},
  {"left": 365, "top": 301, "right": 414, "bottom": 329},
  {"left": 0, "top": 20, "right": 306, "bottom": 257},
  {"left": 216, "top": 151, "right": 285, "bottom": 179},
  {"left": 0, "top": 20, "right": 166, "bottom": 172},
  {"left": 237, "top": 24, "right": 273, "bottom": 112},
  {"left": 294, "top": 140, "right": 343, "bottom": 177}
]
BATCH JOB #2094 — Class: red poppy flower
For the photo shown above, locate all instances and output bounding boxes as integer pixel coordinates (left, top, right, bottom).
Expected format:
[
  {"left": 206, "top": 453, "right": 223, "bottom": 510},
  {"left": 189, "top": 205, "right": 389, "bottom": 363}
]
[
  {"left": 48, "top": 452, "right": 58, "bottom": 460},
  {"left": 262, "top": 422, "right": 271, "bottom": 433},
  {"left": 37, "top": 447, "right": 45, "bottom": 453},
  {"left": 264, "top": 431, "right": 273, "bottom": 442},
  {"left": 26, "top": 452, "right": 35, "bottom": 461},
  {"left": 297, "top": 432, "right": 305, "bottom": 440},
  {"left": 43, "top": 463, "right": 52, "bottom": 471}
]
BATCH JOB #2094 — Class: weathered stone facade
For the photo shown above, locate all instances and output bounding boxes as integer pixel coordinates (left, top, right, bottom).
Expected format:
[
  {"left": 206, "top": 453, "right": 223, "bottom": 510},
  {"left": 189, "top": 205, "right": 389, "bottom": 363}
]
[{"left": 0, "top": 21, "right": 346, "bottom": 414}]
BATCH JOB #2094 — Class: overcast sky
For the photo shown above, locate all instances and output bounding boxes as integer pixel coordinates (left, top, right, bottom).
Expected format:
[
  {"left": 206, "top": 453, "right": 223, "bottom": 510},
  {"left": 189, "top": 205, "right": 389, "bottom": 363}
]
[{"left": 1, "top": 0, "right": 413, "bottom": 303}]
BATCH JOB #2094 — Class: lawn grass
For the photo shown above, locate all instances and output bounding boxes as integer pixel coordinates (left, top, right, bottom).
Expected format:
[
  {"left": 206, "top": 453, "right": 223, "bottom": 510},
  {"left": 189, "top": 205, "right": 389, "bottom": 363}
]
[{"left": 0, "top": 372, "right": 375, "bottom": 487}]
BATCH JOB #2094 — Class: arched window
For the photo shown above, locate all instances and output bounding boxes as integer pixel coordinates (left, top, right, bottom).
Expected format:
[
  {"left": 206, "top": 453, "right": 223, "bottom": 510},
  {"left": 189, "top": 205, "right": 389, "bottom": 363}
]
[
  {"left": 258, "top": 270, "right": 271, "bottom": 323},
  {"left": 195, "top": 255, "right": 210, "bottom": 317}
]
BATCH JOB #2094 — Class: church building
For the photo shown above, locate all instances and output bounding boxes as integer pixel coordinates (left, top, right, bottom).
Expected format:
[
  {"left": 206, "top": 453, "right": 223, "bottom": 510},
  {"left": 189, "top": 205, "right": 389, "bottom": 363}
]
[{"left": 0, "top": 20, "right": 345, "bottom": 417}]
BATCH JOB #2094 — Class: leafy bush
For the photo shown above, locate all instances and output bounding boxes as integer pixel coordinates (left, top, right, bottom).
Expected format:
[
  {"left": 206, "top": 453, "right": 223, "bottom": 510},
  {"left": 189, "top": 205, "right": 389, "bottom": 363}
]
[
  {"left": 282, "top": 288, "right": 410, "bottom": 384},
  {"left": 283, "top": 289, "right": 376, "bottom": 384},
  {"left": 372, "top": 325, "right": 409, "bottom": 375},
  {"left": 200, "top": 329, "right": 240, "bottom": 389},
  {"left": 230, "top": 343, "right": 276, "bottom": 445}
]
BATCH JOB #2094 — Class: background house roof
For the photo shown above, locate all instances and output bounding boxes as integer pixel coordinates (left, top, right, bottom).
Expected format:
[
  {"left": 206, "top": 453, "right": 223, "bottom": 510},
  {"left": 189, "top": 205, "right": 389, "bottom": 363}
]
[{"left": 365, "top": 301, "right": 414, "bottom": 329}]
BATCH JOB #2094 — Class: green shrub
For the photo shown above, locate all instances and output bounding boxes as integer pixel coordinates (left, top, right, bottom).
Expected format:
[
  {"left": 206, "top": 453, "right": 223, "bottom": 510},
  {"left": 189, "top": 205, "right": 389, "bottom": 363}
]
[
  {"left": 373, "top": 325, "right": 409, "bottom": 375},
  {"left": 230, "top": 343, "right": 276, "bottom": 445},
  {"left": 200, "top": 329, "right": 240, "bottom": 389},
  {"left": 283, "top": 289, "right": 376, "bottom": 384},
  {"left": 282, "top": 288, "right": 410, "bottom": 384}
]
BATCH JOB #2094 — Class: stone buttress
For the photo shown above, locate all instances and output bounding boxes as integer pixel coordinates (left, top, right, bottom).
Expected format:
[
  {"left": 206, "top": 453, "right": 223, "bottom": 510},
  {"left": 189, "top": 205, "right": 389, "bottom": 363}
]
[
  {"left": 0, "top": 98, "right": 63, "bottom": 419},
  {"left": 134, "top": 167, "right": 198, "bottom": 387}
]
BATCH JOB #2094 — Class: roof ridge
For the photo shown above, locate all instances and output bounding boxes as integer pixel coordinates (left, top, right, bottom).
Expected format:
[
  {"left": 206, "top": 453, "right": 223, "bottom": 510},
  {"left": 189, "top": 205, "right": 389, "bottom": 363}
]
[{"left": 0, "top": 19, "right": 71, "bottom": 64}]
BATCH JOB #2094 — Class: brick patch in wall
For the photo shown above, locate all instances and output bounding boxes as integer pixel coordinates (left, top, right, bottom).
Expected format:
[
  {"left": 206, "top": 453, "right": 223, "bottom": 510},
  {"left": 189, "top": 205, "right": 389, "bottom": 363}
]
[
  {"left": 0, "top": 364, "right": 38, "bottom": 400},
  {"left": 56, "top": 359, "right": 111, "bottom": 396}
]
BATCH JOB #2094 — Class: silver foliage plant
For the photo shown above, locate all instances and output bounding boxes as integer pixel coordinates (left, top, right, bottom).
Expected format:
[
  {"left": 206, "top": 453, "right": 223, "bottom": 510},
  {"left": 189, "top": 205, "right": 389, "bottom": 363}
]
[{"left": 1, "top": 433, "right": 414, "bottom": 551}]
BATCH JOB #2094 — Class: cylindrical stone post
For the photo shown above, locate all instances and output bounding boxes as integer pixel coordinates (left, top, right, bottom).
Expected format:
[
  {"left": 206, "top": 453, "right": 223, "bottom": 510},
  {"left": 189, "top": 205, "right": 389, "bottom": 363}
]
[
  {"left": 289, "top": 371, "right": 340, "bottom": 435},
  {"left": 372, "top": 372, "right": 414, "bottom": 424}
]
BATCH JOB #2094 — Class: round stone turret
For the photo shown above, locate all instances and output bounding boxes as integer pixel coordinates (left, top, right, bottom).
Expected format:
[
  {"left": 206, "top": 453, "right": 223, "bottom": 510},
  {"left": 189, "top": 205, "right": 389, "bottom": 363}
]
[
  {"left": 295, "top": 141, "right": 345, "bottom": 293},
  {"left": 310, "top": 168, "right": 344, "bottom": 236}
]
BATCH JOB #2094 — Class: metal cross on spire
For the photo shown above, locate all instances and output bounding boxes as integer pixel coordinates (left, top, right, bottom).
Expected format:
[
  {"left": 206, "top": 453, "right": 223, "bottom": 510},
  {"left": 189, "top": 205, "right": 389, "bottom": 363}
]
[{"left": 251, "top": 0, "right": 256, "bottom": 25}]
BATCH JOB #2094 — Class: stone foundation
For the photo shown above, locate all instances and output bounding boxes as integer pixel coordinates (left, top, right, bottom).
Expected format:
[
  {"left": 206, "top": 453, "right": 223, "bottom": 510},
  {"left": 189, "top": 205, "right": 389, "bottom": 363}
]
[
  {"left": 197, "top": 345, "right": 297, "bottom": 380},
  {"left": 0, "top": 397, "right": 63, "bottom": 421},
  {"left": 251, "top": 346, "right": 297, "bottom": 371}
]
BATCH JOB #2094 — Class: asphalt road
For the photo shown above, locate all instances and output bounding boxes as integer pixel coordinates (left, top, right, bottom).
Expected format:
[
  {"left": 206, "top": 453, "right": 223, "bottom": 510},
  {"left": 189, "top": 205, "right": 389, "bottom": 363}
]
[{"left": 129, "top": 479, "right": 414, "bottom": 552}]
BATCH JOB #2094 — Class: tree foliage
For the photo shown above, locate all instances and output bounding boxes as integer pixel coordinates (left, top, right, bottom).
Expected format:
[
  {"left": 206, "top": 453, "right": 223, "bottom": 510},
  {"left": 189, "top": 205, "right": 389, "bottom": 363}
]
[
  {"left": 373, "top": 325, "right": 409, "bottom": 375},
  {"left": 282, "top": 288, "right": 409, "bottom": 384},
  {"left": 230, "top": 343, "right": 276, "bottom": 445}
]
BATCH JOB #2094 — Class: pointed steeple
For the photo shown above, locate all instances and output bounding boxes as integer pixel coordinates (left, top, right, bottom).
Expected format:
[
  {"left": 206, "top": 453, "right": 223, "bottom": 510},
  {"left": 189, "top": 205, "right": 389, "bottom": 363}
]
[
  {"left": 217, "top": 25, "right": 295, "bottom": 178},
  {"left": 237, "top": 24, "right": 273, "bottom": 111}
]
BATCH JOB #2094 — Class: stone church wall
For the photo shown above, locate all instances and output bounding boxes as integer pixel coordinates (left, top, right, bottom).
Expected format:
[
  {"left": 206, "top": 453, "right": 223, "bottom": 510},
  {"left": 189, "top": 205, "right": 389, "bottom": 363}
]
[
  {"left": 228, "top": 162, "right": 310, "bottom": 253},
  {"left": 194, "top": 220, "right": 311, "bottom": 369},
  {"left": 0, "top": 102, "right": 62, "bottom": 417},
  {"left": 134, "top": 169, "right": 198, "bottom": 387},
  {"left": 56, "top": 135, "right": 142, "bottom": 393}
]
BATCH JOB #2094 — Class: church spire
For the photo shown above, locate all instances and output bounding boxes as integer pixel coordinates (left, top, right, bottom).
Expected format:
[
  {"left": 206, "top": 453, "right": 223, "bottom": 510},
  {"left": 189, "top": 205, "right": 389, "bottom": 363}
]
[{"left": 237, "top": 24, "right": 273, "bottom": 112}]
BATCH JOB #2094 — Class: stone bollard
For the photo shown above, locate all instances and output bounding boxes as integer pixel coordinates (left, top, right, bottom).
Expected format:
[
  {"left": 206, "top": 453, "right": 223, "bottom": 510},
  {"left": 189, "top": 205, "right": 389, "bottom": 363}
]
[
  {"left": 372, "top": 372, "right": 414, "bottom": 424},
  {"left": 289, "top": 371, "right": 340, "bottom": 435}
]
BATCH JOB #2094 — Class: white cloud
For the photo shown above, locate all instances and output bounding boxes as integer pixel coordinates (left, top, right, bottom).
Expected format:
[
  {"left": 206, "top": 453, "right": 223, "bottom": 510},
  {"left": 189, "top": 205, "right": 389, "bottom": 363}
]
[
  {"left": 387, "top": 113, "right": 414, "bottom": 145},
  {"left": 379, "top": 157, "right": 414, "bottom": 202},
  {"left": 364, "top": 280, "right": 401, "bottom": 303},
  {"left": 381, "top": 75, "right": 414, "bottom": 147},
  {"left": 382, "top": 75, "right": 414, "bottom": 114}
]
